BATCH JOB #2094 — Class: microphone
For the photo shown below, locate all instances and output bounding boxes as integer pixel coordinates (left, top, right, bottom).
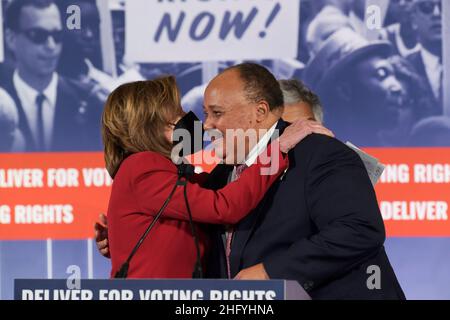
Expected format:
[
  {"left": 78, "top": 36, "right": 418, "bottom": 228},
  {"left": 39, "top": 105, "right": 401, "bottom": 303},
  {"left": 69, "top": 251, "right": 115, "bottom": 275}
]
[{"left": 178, "top": 162, "right": 195, "bottom": 179}]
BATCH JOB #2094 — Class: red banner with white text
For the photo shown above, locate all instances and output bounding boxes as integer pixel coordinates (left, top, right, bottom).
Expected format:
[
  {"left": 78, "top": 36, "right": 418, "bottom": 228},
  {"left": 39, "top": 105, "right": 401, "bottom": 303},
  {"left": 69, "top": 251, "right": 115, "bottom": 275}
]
[{"left": 1, "top": 148, "right": 449, "bottom": 239}]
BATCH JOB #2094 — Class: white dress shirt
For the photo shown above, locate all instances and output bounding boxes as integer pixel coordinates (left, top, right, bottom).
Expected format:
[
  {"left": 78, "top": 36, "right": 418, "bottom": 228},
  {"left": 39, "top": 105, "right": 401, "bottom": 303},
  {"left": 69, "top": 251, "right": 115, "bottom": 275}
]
[
  {"left": 420, "top": 47, "right": 443, "bottom": 101},
  {"left": 230, "top": 122, "right": 278, "bottom": 182},
  {"left": 13, "top": 71, "right": 58, "bottom": 150}
]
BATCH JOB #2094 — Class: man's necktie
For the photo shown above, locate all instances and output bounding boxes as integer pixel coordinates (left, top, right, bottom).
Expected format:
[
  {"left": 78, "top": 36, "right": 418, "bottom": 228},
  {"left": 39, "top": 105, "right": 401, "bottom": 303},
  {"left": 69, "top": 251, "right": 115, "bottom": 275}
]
[
  {"left": 36, "top": 93, "right": 46, "bottom": 151},
  {"left": 225, "top": 163, "right": 248, "bottom": 279}
]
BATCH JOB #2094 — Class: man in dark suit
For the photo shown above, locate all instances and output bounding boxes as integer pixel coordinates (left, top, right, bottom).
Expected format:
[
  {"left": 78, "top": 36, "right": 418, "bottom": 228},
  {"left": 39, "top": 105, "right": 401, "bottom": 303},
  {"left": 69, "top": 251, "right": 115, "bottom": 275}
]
[
  {"left": 2, "top": 0, "right": 102, "bottom": 152},
  {"left": 201, "top": 63, "right": 405, "bottom": 299},
  {"left": 406, "top": 0, "right": 443, "bottom": 118}
]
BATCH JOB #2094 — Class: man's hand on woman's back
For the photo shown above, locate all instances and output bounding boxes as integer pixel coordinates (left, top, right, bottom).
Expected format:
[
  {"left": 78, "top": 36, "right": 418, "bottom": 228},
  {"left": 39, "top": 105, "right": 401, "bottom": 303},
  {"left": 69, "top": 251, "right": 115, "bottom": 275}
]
[{"left": 95, "top": 213, "right": 110, "bottom": 258}]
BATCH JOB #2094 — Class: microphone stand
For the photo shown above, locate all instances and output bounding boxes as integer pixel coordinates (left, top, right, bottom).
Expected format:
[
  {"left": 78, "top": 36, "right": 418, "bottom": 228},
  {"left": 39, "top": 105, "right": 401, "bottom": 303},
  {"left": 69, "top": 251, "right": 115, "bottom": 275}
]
[
  {"left": 114, "top": 162, "right": 203, "bottom": 279},
  {"left": 178, "top": 163, "right": 204, "bottom": 278}
]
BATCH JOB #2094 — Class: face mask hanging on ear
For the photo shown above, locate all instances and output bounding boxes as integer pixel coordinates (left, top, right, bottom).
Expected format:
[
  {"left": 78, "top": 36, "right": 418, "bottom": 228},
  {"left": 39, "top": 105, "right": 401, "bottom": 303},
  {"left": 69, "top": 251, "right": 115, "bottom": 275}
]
[{"left": 172, "top": 111, "right": 205, "bottom": 160}]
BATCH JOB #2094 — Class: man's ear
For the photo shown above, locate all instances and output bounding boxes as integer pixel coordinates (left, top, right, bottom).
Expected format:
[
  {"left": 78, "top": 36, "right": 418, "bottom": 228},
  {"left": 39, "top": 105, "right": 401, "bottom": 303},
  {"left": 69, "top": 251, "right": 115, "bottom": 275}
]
[
  {"left": 255, "top": 100, "right": 270, "bottom": 123},
  {"left": 5, "top": 29, "right": 17, "bottom": 52}
]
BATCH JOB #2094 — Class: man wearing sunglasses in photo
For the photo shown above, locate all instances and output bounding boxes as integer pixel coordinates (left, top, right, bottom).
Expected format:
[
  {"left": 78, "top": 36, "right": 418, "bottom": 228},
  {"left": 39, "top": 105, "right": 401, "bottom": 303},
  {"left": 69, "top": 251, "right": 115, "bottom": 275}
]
[
  {"left": 406, "top": 0, "right": 443, "bottom": 118},
  {"left": 2, "top": 0, "right": 102, "bottom": 152}
]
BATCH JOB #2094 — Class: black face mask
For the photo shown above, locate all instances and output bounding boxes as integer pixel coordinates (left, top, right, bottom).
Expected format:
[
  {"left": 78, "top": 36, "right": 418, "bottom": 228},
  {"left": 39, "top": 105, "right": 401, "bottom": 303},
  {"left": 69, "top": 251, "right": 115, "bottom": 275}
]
[{"left": 172, "top": 111, "right": 204, "bottom": 158}]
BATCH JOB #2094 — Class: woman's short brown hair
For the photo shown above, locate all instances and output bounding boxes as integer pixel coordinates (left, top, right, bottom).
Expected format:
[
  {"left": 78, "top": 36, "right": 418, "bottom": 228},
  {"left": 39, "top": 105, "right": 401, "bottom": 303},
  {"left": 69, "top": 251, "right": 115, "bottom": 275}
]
[{"left": 102, "top": 76, "right": 183, "bottom": 178}]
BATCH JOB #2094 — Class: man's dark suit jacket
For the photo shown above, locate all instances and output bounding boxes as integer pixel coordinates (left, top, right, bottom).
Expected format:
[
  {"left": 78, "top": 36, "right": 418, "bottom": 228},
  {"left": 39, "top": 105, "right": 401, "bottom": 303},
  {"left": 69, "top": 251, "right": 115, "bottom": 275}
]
[
  {"left": 406, "top": 51, "right": 442, "bottom": 118},
  {"left": 205, "top": 120, "right": 406, "bottom": 300},
  {"left": 2, "top": 73, "right": 102, "bottom": 152}
]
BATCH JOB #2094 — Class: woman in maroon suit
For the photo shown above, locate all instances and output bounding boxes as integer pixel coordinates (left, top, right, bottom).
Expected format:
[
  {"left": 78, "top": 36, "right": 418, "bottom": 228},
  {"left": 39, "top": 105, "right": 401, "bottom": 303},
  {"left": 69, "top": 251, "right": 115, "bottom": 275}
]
[{"left": 102, "top": 76, "right": 330, "bottom": 278}]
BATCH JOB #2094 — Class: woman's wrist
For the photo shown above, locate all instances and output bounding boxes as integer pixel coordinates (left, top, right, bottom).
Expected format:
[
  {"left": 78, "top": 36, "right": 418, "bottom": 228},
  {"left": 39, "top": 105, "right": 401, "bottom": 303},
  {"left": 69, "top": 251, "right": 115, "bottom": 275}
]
[{"left": 278, "top": 138, "right": 293, "bottom": 154}]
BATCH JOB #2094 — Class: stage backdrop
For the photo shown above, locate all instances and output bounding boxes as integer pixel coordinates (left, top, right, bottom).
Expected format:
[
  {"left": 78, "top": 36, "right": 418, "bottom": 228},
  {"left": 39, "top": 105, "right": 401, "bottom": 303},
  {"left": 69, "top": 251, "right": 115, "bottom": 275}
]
[{"left": 0, "top": 0, "right": 449, "bottom": 299}]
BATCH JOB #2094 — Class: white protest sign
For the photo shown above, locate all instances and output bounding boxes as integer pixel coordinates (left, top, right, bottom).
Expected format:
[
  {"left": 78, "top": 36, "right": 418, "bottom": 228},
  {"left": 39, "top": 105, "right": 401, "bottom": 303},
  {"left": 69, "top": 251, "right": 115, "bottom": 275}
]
[{"left": 125, "top": 0, "right": 299, "bottom": 63}]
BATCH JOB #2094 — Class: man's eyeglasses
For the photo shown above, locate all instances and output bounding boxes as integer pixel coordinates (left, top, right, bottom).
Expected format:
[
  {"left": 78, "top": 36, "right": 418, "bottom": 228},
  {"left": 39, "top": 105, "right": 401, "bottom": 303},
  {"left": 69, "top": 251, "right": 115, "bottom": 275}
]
[
  {"left": 416, "top": 1, "right": 442, "bottom": 15},
  {"left": 20, "top": 28, "right": 63, "bottom": 45}
]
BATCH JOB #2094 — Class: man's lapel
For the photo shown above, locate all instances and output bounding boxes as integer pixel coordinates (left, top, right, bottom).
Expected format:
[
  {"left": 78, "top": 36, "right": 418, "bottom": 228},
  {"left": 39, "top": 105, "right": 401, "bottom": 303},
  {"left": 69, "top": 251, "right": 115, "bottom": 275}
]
[
  {"left": 51, "top": 77, "right": 93, "bottom": 150},
  {"left": 4, "top": 78, "right": 36, "bottom": 151}
]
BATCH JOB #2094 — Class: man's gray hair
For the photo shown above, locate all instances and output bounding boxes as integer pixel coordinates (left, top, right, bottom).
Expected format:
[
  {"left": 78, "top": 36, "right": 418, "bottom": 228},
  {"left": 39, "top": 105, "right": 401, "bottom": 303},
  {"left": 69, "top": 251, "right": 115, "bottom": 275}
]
[{"left": 278, "top": 79, "right": 324, "bottom": 123}]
